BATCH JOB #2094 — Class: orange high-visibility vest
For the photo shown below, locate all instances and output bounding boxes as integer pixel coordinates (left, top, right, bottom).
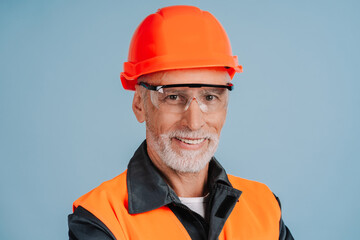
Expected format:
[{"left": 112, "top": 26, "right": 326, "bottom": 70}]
[{"left": 73, "top": 170, "right": 281, "bottom": 239}]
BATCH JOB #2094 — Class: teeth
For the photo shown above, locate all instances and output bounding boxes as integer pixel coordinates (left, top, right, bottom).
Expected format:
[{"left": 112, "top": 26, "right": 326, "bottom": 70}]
[{"left": 176, "top": 137, "right": 206, "bottom": 145}]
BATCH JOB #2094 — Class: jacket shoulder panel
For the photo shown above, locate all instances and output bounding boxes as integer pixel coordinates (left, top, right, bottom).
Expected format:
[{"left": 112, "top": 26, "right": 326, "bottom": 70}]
[
  {"left": 72, "top": 170, "right": 192, "bottom": 240},
  {"left": 219, "top": 174, "right": 281, "bottom": 240},
  {"left": 73, "top": 170, "right": 129, "bottom": 239}
]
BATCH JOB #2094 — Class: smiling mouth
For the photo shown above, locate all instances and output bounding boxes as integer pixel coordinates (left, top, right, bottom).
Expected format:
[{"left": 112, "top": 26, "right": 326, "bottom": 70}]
[{"left": 174, "top": 137, "right": 207, "bottom": 145}]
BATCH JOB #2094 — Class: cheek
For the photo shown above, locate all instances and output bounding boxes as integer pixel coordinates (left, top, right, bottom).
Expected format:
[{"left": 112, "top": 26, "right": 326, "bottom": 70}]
[
  {"left": 206, "top": 110, "right": 227, "bottom": 134},
  {"left": 146, "top": 108, "right": 183, "bottom": 135}
]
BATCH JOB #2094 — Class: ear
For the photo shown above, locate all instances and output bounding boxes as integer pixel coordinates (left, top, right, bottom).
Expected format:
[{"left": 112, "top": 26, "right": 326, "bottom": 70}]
[{"left": 132, "top": 86, "right": 146, "bottom": 123}]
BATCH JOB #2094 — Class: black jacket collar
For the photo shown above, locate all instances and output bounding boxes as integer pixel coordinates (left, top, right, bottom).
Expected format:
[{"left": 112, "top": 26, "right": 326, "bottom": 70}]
[{"left": 127, "top": 140, "right": 235, "bottom": 214}]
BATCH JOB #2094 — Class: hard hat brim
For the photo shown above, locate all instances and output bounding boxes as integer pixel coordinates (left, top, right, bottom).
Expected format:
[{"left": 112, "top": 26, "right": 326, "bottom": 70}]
[{"left": 121, "top": 56, "right": 243, "bottom": 91}]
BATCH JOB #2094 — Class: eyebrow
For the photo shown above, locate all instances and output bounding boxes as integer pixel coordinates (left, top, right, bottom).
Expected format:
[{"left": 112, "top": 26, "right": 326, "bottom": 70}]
[{"left": 201, "top": 88, "right": 227, "bottom": 95}]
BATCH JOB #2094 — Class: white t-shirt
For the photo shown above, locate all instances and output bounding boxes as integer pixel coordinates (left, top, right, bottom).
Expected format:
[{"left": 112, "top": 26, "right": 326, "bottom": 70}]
[{"left": 179, "top": 194, "right": 210, "bottom": 218}]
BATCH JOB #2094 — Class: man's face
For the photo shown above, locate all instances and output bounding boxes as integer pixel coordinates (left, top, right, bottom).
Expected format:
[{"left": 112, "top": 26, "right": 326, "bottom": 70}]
[{"left": 135, "top": 68, "right": 230, "bottom": 173}]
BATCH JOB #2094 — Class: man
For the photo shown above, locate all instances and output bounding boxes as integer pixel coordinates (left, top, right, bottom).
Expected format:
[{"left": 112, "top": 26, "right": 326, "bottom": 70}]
[{"left": 68, "top": 5, "right": 294, "bottom": 240}]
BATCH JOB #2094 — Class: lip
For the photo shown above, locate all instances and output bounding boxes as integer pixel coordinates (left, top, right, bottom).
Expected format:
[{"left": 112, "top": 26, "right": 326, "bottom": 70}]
[{"left": 173, "top": 137, "right": 207, "bottom": 150}]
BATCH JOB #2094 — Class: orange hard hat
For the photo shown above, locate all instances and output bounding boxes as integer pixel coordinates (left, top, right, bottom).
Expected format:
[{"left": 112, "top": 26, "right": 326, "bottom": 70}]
[{"left": 120, "top": 5, "right": 243, "bottom": 91}]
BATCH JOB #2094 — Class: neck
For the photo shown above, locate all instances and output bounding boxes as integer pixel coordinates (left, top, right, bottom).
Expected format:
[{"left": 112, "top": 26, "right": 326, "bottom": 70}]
[
  {"left": 163, "top": 165, "right": 209, "bottom": 197},
  {"left": 147, "top": 144, "right": 209, "bottom": 198}
]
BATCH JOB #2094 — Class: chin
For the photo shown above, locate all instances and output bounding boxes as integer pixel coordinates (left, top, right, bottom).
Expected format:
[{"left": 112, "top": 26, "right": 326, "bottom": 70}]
[
  {"left": 159, "top": 137, "right": 219, "bottom": 173},
  {"left": 147, "top": 127, "right": 220, "bottom": 173}
]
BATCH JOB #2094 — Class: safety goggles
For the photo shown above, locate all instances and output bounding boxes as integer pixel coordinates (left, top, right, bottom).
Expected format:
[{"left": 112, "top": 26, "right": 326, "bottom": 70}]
[{"left": 139, "top": 82, "right": 233, "bottom": 113}]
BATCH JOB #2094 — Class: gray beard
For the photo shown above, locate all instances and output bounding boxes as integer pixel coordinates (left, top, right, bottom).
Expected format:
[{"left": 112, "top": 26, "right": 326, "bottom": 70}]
[{"left": 147, "top": 128, "right": 219, "bottom": 173}]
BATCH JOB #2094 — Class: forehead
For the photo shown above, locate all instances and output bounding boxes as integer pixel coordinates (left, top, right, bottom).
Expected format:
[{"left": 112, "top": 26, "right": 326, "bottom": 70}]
[{"left": 145, "top": 67, "right": 230, "bottom": 86}]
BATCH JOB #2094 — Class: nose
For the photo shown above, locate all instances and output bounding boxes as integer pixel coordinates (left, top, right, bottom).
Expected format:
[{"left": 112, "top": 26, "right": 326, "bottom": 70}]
[{"left": 181, "top": 98, "right": 205, "bottom": 131}]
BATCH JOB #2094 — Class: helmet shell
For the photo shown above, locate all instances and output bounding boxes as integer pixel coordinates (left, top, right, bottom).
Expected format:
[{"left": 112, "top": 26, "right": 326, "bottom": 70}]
[{"left": 120, "top": 5, "right": 242, "bottom": 90}]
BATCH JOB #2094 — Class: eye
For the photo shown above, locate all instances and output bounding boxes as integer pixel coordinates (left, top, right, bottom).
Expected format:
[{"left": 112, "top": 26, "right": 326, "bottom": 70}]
[
  {"left": 168, "top": 95, "right": 178, "bottom": 100},
  {"left": 163, "top": 93, "right": 187, "bottom": 105},
  {"left": 205, "top": 95, "right": 216, "bottom": 101},
  {"left": 163, "top": 94, "right": 182, "bottom": 103}
]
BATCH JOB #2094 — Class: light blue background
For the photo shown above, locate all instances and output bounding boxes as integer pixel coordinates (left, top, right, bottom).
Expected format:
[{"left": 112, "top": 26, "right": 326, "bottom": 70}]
[{"left": 1, "top": 0, "right": 359, "bottom": 239}]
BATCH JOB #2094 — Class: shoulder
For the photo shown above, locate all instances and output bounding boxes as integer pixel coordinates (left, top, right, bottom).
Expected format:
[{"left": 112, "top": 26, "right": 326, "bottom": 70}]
[
  {"left": 68, "top": 206, "right": 116, "bottom": 240},
  {"left": 227, "top": 174, "right": 279, "bottom": 209},
  {"left": 227, "top": 174, "right": 272, "bottom": 192},
  {"left": 73, "top": 170, "right": 128, "bottom": 211},
  {"left": 69, "top": 170, "right": 129, "bottom": 240},
  {"left": 223, "top": 175, "right": 285, "bottom": 239}
]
